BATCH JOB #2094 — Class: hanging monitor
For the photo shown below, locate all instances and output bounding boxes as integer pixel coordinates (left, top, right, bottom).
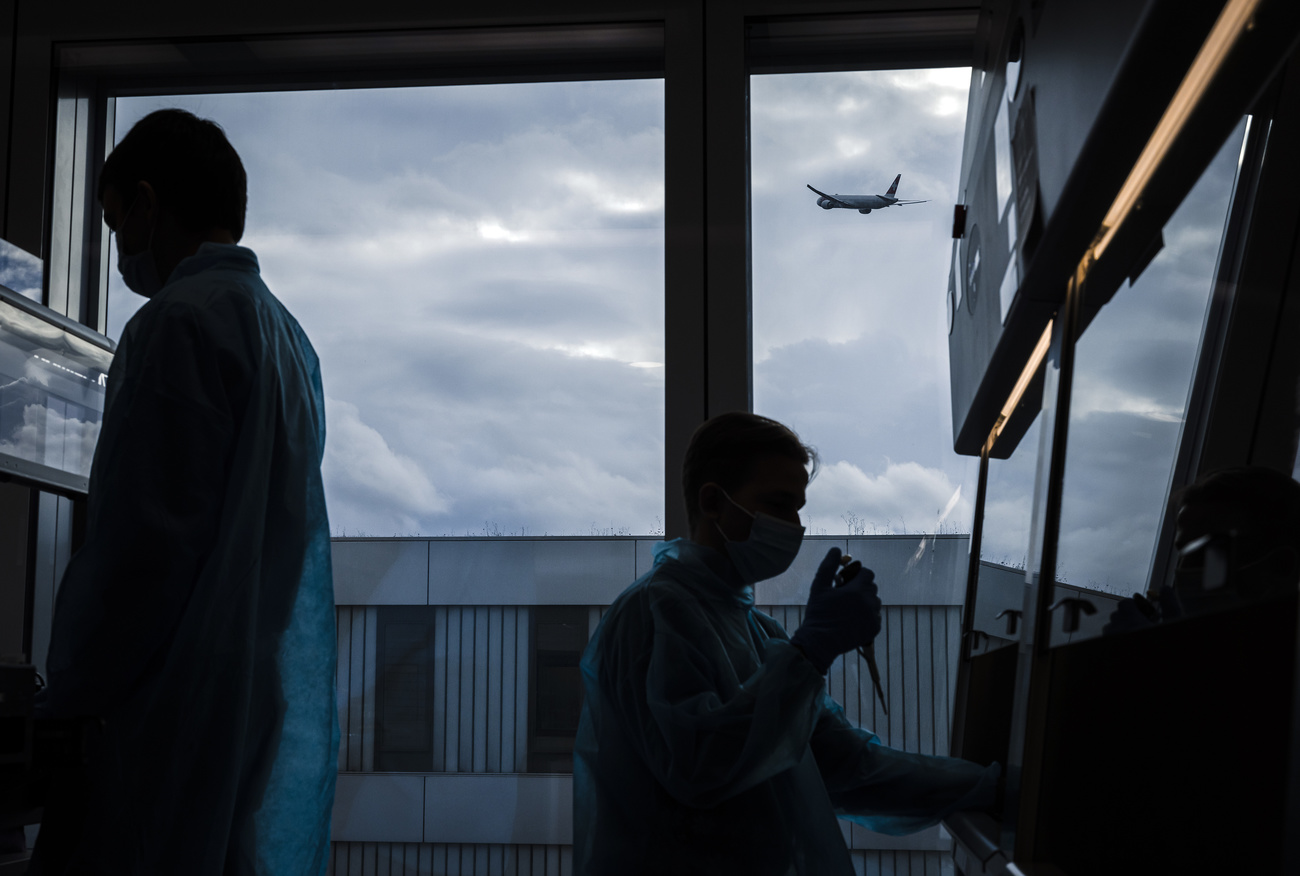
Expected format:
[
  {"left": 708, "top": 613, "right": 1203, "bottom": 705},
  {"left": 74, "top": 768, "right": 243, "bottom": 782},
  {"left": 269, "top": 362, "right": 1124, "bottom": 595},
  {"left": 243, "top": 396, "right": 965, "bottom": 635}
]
[{"left": 0, "top": 240, "right": 114, "bottom": 496}]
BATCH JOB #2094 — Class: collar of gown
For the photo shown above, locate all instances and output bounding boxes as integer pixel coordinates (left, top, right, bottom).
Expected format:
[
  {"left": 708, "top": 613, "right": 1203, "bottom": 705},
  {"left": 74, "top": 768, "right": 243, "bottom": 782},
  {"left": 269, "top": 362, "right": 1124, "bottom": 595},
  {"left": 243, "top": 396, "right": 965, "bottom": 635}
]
[
  {"left": 167, "top": 242, "right": 260, "bottom": 286},
  {"left": 652, "top": 538, "right": 756, "bottom": 608}
]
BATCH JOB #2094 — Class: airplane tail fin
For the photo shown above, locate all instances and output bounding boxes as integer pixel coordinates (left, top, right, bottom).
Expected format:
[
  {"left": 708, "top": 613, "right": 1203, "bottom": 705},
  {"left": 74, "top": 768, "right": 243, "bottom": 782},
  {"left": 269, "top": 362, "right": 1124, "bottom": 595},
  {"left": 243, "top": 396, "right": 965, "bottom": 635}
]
[{"left": 885, "top": 174, "right": 901, "bottom": 197}]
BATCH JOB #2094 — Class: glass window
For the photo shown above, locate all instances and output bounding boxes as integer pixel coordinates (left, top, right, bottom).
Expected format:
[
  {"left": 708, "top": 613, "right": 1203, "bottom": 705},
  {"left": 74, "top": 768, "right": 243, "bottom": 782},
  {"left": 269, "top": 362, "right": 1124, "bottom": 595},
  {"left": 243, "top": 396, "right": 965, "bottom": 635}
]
[
  {"left": 750, "top": 68, "right": 977, "bottom": 538},
  {"left": 971, "top": 415, "right": 1040, "bottom": 654},
  {"left": 375, "top": 607, "right": 437, "bottom": 771},
  {"left": 528, "top": 605, "right": 589, "bottom": 772},
  {"left": 105, "top": 81, "right": 665, "bottom": 538},
  {"left": 1052, "top": 119, "right": 1248, "bottom": 601},
  {"left": 953, "top": 417, "right": 1039, "bottom": 783}
]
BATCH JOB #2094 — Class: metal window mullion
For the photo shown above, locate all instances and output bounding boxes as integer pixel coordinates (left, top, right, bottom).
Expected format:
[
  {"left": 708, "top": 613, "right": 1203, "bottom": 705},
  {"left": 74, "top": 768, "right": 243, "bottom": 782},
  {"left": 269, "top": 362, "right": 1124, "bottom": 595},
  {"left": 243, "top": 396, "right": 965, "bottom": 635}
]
[
  {"left": 664, "top": 0, "right": 708, "bottom": 540},
  {"left": 704, "top": 0, "right": 750, "bottom": 419},
  {"left": 1002, "top": 268, "right": 1082, "bottom": 860}
]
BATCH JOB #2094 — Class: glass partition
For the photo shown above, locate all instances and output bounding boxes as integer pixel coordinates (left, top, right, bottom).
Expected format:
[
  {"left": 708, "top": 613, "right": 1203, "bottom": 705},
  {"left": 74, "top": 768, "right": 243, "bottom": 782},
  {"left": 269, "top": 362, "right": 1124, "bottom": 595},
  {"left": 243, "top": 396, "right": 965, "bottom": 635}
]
[
  {"left": 969, "top": 416, "right": 1041, "bottom": 655},
  {"left": 1047, "top": 118, "right": 1248, "bottom": 643}
]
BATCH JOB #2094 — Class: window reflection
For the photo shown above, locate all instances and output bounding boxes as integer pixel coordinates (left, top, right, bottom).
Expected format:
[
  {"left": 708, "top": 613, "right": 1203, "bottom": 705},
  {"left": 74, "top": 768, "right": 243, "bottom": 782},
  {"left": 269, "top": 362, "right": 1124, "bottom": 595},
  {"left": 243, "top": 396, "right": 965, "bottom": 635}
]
[
  {"left": 1053, "top": 118, "right": 1248, "bottom": 600},
  {"left": 0, "top": 294, "right": 112, "bottom": 482}
]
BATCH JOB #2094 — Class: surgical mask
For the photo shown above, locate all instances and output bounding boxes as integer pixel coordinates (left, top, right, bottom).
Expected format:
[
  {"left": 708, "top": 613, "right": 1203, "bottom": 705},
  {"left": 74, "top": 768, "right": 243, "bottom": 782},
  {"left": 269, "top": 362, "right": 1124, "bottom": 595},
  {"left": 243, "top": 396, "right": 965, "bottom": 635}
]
[
  {"left": 115, "top": 197, "right": 164, "bottom": 297},
  {"left": 715, "top": 490, "right": 805, "bottom": 584}
]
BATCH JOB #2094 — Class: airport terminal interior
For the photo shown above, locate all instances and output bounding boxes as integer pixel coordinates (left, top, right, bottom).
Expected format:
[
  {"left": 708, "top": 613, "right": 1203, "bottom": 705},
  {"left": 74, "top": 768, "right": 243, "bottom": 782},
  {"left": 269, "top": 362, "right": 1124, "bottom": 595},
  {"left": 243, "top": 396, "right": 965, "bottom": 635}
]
[{"left": 2, "top": 0, "right": 1300, "bottom": 873}]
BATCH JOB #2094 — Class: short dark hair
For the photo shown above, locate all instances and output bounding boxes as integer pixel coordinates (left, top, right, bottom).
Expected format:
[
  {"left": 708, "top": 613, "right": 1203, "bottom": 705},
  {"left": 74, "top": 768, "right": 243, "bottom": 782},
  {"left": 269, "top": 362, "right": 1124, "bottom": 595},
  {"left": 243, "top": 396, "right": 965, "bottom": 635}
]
[
  {"left": 98, "top": 108, "right": 247, "bottom": 241},
  {"left": 682, "top": 412, "right": 818, "bottom": 529}
]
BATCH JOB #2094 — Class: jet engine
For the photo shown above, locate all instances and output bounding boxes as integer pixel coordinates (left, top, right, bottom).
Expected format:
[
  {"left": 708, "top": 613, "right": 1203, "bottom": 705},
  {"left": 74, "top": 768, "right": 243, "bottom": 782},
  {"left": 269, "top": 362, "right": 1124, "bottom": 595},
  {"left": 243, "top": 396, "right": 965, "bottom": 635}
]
[
  {"left": 817, "top": 198, "right": 834, "bottom": 209},
  {"left": 859, "top": 208, "right": 872, "bottom": 214}
]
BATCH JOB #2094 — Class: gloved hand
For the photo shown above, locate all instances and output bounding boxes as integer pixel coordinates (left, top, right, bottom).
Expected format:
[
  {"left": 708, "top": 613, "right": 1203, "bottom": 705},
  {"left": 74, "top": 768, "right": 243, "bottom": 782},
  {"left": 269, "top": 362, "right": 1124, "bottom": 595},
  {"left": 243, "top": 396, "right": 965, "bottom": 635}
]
[{"left": 790, "top": 547, "right": 882, "bottom": 674}]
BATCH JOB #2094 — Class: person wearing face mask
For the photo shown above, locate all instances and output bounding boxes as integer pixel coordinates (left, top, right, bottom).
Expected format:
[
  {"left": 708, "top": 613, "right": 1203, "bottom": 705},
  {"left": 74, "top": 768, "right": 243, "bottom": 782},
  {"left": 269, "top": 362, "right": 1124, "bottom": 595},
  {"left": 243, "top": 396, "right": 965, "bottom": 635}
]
[
  {"left": 573, "top": 412, "right": 999, "bottom": 876},
  {"left": 30, "top": 109, "right": 337, "bottom": 876},
  {"left": 1104, "top": 466, "right": 1300, "bottom": 634}
]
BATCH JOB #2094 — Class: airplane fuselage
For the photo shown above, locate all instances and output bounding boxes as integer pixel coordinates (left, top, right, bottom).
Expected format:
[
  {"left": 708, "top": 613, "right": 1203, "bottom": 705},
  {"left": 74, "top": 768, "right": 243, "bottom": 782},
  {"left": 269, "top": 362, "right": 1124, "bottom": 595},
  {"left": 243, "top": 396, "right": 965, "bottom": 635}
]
[
  {"left": 815, "top": 194, "right": 895, "bottom": 211},
  {"left": 807, "top": 176, "right": 925, "bottom": 214}
]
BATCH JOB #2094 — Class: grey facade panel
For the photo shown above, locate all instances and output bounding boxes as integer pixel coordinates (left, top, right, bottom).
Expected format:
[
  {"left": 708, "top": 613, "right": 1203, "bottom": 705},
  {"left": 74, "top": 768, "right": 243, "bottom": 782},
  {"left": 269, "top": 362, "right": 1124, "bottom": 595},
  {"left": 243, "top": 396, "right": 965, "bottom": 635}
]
[
  {"left": 754, "top": 535, "right": 969, "bottom": 606},
  {"left": 427, "top": 539, "right": 635, "bottom": 605},
  {"left": 333, "top": 541, "right": 430, "bottom": 605},
  {"left": 334, "top": 535, "right": 973, "bottom": 607},
  {"left": 634, "top": 538, "right": 658, "bottom": 578},
  {"left": 423, "top": 775, "right": 573, "bottom": 845},
  {"left": 332, "top": 774, "right": 425, "bottom": 843}
]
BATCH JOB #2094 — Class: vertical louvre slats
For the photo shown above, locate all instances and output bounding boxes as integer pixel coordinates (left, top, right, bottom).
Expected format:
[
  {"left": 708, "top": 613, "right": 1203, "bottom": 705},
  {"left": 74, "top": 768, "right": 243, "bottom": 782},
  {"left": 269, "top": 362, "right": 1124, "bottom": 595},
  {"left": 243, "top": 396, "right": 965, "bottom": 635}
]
[
  {"left": 486, "top": 606, "right": 503, "bottom": 774},
  {"left": 500, "top": 607, "right": 518, "bottom": 772},
  {"left": 338, "top": 604, "right": 964, "bottom": 774},
  {"left": 337, "top": 607, "right": 351, "bottom": 772},
  {"left": 348, "top": 608, "right": 368, "bottom": 770},
  {"left": 458, "top": 608, "right": 474, "bottom": 772},
  {"left": 514, "top": 608, "right": 531, "bottom": 771},
  {"left": 432, "top": 607, "right": 448, "bottom": 771},
  {"left": 473, "top": 608, "right": 490, "bottom": 773},
  {"left": 363, "top": 608, "right": 378, "bottom": 771},
  {"left": 755, "top": 605, "right": 962, "bottom": 754}
]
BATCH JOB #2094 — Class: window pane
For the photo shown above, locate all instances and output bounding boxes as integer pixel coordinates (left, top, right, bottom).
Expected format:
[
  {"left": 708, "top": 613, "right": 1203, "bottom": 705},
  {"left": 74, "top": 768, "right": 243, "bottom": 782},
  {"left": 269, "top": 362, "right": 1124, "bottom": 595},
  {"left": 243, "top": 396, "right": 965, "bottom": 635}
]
[
  {"left": 108, "top": 82, "right": 665, "bottom": 537},
  {"left": 751, "top": 69, "right": 976, "bottom": 537},
  {"left": 971, "top": 415, "right": 1040, "bottom": 654},
  {"left": 375, "top": 608, "right": 436, "bottom": 772},
  {"left": 1053, "top": 118, "right": 1248, "bottom": 599},
  {"left": 529, "top": 604, "right": 587, "bottom": 772}
]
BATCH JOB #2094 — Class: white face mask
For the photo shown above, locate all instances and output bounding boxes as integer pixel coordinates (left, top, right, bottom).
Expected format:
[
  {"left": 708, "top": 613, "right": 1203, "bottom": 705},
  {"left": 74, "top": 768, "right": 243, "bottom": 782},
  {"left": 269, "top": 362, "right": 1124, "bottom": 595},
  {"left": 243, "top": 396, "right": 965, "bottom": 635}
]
[
  {"left": 715, "top": 490, "right": 805, "bottom": 584},
  {"left": 115, "top": 196, "right": 164, "bottom": 297}
]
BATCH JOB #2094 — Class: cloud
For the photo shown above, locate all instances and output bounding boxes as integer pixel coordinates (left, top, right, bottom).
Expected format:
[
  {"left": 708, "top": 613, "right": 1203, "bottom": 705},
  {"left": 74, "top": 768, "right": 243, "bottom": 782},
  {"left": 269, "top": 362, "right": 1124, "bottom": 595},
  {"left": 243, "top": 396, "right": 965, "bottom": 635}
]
[
  {"left": 802, "top": 459, "right": 972, "bottom": 535},
  {"left": 0, "top": 402, "right": 101, "bottom": 478},
  {"left": 323, "top": 397, "right": 447, "bottom": 534}
]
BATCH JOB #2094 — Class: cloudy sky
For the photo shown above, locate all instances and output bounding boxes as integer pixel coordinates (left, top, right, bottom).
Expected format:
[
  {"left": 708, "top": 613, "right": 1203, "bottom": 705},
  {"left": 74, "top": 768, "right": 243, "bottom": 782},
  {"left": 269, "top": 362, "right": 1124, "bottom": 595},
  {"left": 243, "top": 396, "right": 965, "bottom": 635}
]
[
  {"left": 750, "top": 68, "right": 977, "bottom": 538},
  {"left": 105, "top": 73, "right": 1245, "bottom": 587}
]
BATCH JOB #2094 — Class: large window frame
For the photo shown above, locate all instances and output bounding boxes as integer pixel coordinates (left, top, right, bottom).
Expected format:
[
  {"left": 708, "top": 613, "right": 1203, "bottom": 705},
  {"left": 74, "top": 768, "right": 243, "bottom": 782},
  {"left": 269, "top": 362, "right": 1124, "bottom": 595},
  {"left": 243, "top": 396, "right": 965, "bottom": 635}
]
[
  {"left": 27, "top": 4, "right": 981, "bottom": 543},
  {"left": 18, "top": 3, "right": 1300, "bottom": 870}
]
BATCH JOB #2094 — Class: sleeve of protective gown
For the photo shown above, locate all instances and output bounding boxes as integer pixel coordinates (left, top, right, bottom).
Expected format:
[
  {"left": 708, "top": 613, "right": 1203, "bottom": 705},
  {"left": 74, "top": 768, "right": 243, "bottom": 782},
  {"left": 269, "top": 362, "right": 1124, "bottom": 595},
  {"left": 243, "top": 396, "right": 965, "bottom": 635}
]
[
  {"left": 39, "top": 299, "right": 242, "bottom": 720},
  {"left": 810, "top": 696, "right": 1000, "bottom": 835},
  {"left": 609, "top": 582, "right": 829, "bottom": 809}
]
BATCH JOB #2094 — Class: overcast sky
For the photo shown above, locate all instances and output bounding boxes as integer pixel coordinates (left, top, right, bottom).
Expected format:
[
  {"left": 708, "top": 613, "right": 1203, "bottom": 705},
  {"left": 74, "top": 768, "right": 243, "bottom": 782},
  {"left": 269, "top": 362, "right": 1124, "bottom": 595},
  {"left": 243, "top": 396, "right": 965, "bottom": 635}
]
[
  {"left": 751, "top": 68, "right": 977, "bottom": 538},
  {"left": 106, "top": 74, "right": 1245, "bottom": 582}
]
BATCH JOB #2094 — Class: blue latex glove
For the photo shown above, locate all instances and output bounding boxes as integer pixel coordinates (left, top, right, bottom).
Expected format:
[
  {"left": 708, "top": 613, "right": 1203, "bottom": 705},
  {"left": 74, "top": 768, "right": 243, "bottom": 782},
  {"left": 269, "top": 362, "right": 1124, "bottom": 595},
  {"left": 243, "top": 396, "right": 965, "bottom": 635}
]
[{"left": 790, "top": 547, "right": 882, "bottom": 674}]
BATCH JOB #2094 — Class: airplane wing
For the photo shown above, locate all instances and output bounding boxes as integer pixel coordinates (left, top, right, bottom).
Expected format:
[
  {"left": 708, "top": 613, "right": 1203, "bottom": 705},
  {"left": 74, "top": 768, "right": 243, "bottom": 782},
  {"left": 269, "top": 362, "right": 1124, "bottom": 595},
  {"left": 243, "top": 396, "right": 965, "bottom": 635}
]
[
  {"left": 893, "top": 199, "right": 930, "bottom": 205},
  {"left": 807, "top": 184, "right": 852, "bottom": 208}
]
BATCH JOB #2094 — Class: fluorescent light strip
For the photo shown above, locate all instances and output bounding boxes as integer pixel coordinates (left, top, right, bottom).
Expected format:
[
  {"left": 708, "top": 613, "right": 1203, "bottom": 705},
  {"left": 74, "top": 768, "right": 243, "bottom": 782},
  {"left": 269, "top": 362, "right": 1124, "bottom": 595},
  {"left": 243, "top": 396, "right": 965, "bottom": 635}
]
[
  {"left": 985, "top": 320, "right": 1054, "bottom": 453},
  {"left": 1092, "top": 0, "right": 1262, "bottom": 259}
]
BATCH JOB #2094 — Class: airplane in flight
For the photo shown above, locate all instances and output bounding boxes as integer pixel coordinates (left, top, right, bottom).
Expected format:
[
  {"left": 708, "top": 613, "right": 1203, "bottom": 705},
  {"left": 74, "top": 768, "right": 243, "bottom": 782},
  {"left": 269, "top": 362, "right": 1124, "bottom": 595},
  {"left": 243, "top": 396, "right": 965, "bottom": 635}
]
[{"left": 807, "top": 174, "right": 929, "bottom": 213}]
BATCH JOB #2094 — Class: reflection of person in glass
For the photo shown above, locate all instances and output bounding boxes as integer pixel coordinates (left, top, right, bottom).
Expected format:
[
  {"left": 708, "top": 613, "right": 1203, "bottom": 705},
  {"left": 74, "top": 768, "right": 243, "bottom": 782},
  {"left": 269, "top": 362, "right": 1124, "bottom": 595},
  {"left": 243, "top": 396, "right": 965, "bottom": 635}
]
[
  {"left": 574, "top": 413, "right": 998, "bottom": 876},
  {"left": 32, "top": 110, "right": 337, "bottom": 875},
  {"left": 1105, "top": 466, "right": 1300, "bottom": 633}
]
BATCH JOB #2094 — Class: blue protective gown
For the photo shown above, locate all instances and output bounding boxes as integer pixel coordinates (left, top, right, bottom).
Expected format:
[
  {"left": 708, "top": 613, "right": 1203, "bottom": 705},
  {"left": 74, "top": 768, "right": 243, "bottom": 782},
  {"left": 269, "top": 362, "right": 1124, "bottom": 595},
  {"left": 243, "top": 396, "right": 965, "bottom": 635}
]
[
  {"left": 574, "top": 539, "right": 997, "bottom": 876},
  {"left": 33, "top": 244, "right": 338, "bottom": 876}
]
